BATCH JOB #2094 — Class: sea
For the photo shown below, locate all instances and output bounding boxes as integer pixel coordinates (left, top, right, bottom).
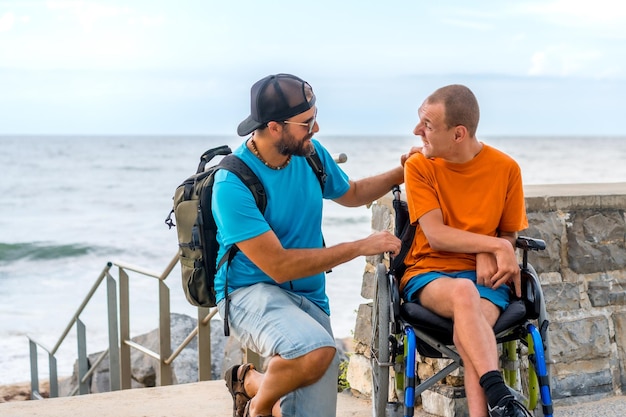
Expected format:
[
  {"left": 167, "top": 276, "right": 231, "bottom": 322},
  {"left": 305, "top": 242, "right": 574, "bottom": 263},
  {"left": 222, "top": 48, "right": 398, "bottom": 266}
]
[{"left": 1, "top": 135, "right": 625, "bottom": 386}]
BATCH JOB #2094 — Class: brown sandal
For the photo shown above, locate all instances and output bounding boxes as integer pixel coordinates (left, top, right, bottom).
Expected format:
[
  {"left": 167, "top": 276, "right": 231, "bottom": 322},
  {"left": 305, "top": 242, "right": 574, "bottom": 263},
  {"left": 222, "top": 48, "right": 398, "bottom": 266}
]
[{"left": 224, "top": 363, "right": 255, "bottom": 417}]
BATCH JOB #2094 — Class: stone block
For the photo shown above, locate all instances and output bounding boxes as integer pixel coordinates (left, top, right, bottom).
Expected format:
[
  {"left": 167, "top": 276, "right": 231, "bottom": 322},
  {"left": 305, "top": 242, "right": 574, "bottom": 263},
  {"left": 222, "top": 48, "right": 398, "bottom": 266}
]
[
  {"left": 361, "top": 269, "right": 375, "bottom": 300},
  {"left": 613, "top": 312, "right": 626, "bottom": 388},
  {"left": 583, "top": 212, "right": 625, "bottom": 243},
  {"left": 538, "top": 271, "right": 563, "bottom": 284},
  {"left": 353, "top": 303, "right": 372, "bottom": 355},
  {"left": 552, "top": 367, "right": 613, "bottom": 399},
  {"left": 550, "top": 316, "right": 611, "bottom": 363},
  {"left": 346, "top": 352, "right": 372, "bottom": 397},
  {"left": 421, "top": 385, "right": 468, "bottom": 417},
  {"left": 611, "top": 291, "right": 626, "bottom": 306},
  {"left": 365, "top": 253, "right": 385, "bottom": 268},
  {"left": 587, "top": 281, "right": 612, "bottom": 307},
  {"left": 417, "top": 357, "right": 464, "bottom": 388},
  {"left": 567, "top": 210, "right": 626, "bottom": 274},
  {"left": 371, "top": 200, "right": 393, "bottom": 233},
  {"left": 543, "top": 282, "right": 580, "bottom": 311},
  {"left": 522, "top": 211, "right": 565, "bottom": 273}
]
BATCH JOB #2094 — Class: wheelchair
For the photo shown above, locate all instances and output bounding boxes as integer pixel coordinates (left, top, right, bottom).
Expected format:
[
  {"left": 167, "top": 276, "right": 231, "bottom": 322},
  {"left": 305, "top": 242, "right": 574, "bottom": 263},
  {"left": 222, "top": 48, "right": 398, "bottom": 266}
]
[{"left": 370, "top": 187, "right": 554, "bottom": 417}]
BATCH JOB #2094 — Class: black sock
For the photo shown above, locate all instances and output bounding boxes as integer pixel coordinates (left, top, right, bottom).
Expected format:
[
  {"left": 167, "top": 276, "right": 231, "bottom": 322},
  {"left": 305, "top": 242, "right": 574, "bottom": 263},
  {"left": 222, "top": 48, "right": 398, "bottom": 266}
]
[{"left": 479, "top": 370, "right": 512, "bottom": 409}]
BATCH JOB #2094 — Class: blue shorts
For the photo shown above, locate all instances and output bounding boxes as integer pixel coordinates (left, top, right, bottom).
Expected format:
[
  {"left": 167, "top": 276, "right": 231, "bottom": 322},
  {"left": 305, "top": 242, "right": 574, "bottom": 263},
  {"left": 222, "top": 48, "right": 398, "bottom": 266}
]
[
  {"left": 218, "top": 282, "right": 339, "bottom": 417},
  {"left": 402, "top": 270, "right": 511, "bottom": 311}
]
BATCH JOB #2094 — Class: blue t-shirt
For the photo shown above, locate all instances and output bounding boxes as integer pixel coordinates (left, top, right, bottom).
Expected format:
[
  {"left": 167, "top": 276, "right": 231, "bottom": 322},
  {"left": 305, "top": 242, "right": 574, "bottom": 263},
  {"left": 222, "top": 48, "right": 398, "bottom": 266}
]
[{"left": 212, "top": 139, "right": 350, "bottom": 314}]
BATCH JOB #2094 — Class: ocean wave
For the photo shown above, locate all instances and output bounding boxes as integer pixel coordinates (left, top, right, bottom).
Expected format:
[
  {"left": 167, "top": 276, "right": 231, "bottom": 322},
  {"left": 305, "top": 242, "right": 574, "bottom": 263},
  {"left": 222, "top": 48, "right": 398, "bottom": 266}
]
[{"left": 0, "top": 242, "right": 97, "bottom": 262}]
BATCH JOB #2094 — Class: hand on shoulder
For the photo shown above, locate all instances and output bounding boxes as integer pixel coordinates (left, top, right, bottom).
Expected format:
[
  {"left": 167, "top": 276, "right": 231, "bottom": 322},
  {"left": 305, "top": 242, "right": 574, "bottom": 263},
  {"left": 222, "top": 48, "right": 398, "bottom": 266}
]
[{"left": 401, "top": 146, "right": 423, "bottom": 166}]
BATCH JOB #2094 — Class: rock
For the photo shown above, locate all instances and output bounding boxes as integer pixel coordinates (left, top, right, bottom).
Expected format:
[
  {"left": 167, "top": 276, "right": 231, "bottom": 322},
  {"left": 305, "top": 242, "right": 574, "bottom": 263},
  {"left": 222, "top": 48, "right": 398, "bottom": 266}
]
[{"left": 0, "top": 382, "right": 43, "bottom": 402}]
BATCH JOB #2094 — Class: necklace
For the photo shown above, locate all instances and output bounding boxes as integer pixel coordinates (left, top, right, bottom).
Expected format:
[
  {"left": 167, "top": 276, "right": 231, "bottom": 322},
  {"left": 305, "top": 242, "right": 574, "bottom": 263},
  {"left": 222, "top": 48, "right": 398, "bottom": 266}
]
[{"left": 250, "top": 138, "right": 292, "bottom": 170}]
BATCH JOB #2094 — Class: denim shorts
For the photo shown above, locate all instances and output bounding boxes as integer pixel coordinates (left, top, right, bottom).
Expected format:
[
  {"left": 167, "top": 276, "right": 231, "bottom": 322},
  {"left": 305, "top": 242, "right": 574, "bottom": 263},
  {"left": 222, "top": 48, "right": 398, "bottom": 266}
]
[
  {"left": 217, "top": 282, "right": 339, "bottom": 417},
  {"left": 402, "top": 270, "right": 511, "bottom": 311}
]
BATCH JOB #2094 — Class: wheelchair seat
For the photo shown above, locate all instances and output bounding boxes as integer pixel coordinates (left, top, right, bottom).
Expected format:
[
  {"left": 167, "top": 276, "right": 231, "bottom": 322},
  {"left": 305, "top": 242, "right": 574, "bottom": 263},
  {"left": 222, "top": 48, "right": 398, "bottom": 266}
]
[
  {"left": 397, "top": 263, "right": 545, "bottom": 358},
  {"left": 400, "top": 299, "right": 527, "bottom": 357}
]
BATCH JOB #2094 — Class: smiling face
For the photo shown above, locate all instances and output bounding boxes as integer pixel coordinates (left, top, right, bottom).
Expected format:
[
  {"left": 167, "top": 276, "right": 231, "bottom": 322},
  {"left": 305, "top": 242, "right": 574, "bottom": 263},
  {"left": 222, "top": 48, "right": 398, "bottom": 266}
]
[
  {"left": 275, "top": 106, "right": 319, "bottom": 157},
  {"left": 413, "top": 101, "right": 457, "bottom": 159}
]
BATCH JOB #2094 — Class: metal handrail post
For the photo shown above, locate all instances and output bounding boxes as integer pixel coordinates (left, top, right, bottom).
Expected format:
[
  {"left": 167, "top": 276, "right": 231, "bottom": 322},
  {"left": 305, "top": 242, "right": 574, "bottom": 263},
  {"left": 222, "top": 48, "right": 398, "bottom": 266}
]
[
  {"left": 29, "top": 340, "right": 40, "bottom": 400},
  {"left": 27, "top": 262, "right": 113, "bottom": 400},
  {"left": 158, "top": 279, "right": 172, "bottom": 386},
  {"left": 106, "top": 272, "right": 121, "bottom": 391},
  {"left": 119, "top": 267, "right": 132, "bottom": 389},
  {"left": 197, "top": 307, "right": 212, "bottom": 381},
  {"left": 48, "top": 353, "right": 58, "bottom": 397},
  {"left": 77, "top": 319, "right": 89, "bottom": 395},
  {"left": 28, "top": 338, "right": 55, "bottom": 399}
]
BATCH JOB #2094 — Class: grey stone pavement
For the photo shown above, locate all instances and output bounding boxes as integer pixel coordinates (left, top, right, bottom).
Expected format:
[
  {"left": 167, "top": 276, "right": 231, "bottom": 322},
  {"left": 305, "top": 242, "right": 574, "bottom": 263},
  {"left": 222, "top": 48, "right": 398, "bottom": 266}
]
[
  {"left": 2, "top": 380, "right": 626, "bottom": 416},
  {"left": 412, "top": 394, "right": 626, "bottom": 417},
  {"left": 551, "top": 394, "right": 626, "bottom": 417}
]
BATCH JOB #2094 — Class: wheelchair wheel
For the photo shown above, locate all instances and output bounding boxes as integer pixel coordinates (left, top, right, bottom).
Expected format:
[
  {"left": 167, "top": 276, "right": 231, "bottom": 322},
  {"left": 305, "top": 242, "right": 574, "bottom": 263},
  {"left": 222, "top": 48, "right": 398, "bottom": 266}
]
[
  {"left": 502, "top": 331, "right": 551, "bottom": 417},
  {"left": 371, "top": 263, "right": 391, "bottom": 417}
]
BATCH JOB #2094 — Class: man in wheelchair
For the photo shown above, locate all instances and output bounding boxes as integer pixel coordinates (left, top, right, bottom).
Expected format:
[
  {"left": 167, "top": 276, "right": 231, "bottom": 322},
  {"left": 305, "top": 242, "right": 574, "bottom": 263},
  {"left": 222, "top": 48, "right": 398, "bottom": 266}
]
[{"left": 400, "top": 84, "right": 531, "bottom": 417}]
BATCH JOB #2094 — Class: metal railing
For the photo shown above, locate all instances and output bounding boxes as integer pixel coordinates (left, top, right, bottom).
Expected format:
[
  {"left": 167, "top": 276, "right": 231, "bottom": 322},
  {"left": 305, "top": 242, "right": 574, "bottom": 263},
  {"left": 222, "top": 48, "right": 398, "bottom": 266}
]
[
  {"left": 27, "top": 252, "right": 217, "bottom": 399},
  {"left": 25, "top": 153, "right": 352, "bottom": 400}
]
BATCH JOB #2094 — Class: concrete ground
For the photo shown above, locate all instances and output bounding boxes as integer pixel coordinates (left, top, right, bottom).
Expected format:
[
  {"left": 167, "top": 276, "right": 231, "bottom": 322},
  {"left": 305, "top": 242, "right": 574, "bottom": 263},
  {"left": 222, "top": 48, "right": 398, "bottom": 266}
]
[
  {"left": 2, "top": 380, "right": 626, "bottom": 417},
  {"left": 0, "top": 380, "right": 373, "bottom": 417}
]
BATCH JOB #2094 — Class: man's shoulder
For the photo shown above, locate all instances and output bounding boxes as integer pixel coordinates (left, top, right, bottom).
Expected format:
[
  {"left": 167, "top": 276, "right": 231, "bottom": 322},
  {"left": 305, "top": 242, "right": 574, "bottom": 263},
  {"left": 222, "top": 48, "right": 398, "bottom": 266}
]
[
  {"left": 406, "top": 152, "right": 442, "bottom": 173},
  {"left": 481, "top": 143, "right": 518, "bottom": 165}
]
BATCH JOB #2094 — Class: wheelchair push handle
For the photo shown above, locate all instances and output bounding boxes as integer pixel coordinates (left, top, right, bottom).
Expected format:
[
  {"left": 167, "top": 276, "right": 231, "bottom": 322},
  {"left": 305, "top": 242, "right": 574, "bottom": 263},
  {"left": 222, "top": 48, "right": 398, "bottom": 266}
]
[{"left": 392, "top": 184, "right": 402, "bottom": 200}]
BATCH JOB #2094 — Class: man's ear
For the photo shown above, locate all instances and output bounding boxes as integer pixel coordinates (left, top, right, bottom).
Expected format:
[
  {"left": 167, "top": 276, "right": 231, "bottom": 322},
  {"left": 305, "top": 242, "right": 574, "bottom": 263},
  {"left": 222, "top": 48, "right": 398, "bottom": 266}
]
[
  {"left": 266, "top": 121, "right": 283, "bottom": 136},
  {"left": 454, "top": 125, "right": 468, "bottom": 142}
]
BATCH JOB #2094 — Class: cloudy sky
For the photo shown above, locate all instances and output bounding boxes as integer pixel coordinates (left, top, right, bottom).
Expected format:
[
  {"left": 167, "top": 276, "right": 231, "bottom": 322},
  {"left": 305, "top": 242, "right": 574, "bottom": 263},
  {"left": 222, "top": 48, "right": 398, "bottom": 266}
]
[{"left": 1, "top": 0, "right": 625, "bottom": 136}]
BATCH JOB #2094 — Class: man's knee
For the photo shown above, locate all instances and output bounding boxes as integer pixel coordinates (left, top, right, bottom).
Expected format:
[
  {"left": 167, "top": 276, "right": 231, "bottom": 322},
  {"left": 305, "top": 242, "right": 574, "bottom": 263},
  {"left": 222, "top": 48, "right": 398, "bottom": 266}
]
[
  {"left": 301, "top": 346, "right": 336, "bottom": 383},
  {"left": 450, "top": 278, "right": 479, "bottom": 295}
]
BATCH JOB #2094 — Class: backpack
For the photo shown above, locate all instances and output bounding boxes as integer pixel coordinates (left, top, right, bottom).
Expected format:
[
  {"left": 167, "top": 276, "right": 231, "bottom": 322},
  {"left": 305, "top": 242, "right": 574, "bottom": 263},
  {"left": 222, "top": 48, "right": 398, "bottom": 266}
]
[{"left": 165, "top": 145, "right": 326, "bottom": 333}]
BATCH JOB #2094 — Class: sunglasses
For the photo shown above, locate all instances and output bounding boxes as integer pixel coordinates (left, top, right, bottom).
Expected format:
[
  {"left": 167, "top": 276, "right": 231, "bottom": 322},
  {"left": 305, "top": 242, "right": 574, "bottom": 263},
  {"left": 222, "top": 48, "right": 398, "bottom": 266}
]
[{"left": 283, "top": 109, "right": 317, "bottom": 134}]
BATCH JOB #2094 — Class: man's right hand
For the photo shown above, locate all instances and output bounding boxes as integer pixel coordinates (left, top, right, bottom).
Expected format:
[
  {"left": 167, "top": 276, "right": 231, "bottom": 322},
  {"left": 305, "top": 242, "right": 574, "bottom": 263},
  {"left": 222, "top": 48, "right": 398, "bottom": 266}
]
[
  {"left": 489, "top": 239, "right": 521, "bottom": 297},
  {"left": 360, "top": 231, "right": 401, "bottom": 257},
  {"left": 476, "top": 252, "right": 497, "bottom": 287}
]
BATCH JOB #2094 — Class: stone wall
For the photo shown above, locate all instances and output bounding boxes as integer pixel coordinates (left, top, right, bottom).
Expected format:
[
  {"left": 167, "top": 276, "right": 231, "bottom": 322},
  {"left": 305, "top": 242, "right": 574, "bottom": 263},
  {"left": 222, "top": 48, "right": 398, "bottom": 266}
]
[{"left": 347, "top": 182, "right": 626, "bottom": 412}]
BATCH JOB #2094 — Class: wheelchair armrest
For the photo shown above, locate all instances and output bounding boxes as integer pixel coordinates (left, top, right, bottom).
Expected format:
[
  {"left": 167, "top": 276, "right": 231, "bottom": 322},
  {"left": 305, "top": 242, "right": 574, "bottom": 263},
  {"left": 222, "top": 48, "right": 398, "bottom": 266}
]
[
  {"left": 516, "top": 236, "right": 546, "bottom": 251},
  {"left": 511, "top": 236, "right": 546, "bottom": 319},
  {"left": 520, "top": 264, "right": 543, "bottom": 320}
]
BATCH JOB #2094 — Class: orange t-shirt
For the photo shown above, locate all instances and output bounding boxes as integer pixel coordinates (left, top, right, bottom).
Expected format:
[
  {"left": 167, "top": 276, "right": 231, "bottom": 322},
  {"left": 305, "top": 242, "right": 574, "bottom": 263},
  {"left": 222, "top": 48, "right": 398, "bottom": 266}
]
[{"left": 401, "top": 143, "right": 528, "bottom": 291}]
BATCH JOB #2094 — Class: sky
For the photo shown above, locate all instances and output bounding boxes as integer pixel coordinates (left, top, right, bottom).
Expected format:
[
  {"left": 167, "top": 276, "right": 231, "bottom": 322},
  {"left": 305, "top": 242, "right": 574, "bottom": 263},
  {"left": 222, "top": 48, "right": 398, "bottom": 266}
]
[{"left": 0, "top": 0, "right": 625, "bottom": 136}]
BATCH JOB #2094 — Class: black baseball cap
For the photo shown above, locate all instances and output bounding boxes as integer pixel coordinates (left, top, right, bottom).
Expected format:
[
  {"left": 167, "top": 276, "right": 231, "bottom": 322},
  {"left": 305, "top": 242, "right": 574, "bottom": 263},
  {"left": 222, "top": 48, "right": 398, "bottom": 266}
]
[{"left": 237, "top": 73, "right": 316, "bottom": 136}]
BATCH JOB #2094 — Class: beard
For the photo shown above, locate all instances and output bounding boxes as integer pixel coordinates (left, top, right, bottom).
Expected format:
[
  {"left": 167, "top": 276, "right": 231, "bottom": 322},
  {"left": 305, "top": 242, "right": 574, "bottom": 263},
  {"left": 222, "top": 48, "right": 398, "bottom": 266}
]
[{"left": 276, "top": 129, "right": 314, "bottom": 157}]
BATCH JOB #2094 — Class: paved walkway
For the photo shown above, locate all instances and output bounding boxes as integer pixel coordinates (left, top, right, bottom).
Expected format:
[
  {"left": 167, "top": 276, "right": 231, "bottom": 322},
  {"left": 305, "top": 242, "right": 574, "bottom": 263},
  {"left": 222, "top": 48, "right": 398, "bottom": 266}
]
[
  {"left": 2, "top": 381, "right": 626, "bottom": 417},
  {"left": 551, "top": 395, "right": 626, "bottom": 417},
  {"left": 0, "top": 380, "right": 373, "bottom": 417}
]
